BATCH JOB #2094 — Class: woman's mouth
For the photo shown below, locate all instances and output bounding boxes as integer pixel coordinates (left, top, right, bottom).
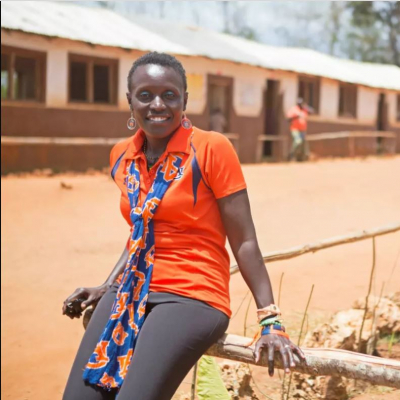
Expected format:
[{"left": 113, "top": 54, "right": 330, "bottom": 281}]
[{"left": 146, "top": 116, "right": 170, "bottom": 123}]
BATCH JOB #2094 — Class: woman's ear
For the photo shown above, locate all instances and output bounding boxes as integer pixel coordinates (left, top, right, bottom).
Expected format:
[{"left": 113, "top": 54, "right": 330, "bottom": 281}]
[{"left": 126, "top": 92, "right": 132, "bottom": 108}]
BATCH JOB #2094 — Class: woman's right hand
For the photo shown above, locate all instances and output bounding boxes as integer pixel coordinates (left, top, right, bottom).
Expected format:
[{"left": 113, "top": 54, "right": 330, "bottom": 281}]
[{"left": 62, "top": 285, "right": 108, "bottom": 319}]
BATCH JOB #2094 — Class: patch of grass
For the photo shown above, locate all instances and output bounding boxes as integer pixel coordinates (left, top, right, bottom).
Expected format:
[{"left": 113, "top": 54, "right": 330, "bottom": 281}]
[{"left": 378, "top": 332, "right": 400, "bottom": 345}]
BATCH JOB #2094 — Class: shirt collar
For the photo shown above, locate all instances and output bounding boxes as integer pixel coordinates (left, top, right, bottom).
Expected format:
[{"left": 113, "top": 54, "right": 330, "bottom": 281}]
[{"left": 124, "top": 125, "right": 193, "bottom": 160}]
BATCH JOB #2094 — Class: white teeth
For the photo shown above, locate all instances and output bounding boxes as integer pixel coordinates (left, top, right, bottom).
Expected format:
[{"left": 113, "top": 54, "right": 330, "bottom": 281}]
[{"left": 148, "top": 117, "right": 168, "bottom": 122}]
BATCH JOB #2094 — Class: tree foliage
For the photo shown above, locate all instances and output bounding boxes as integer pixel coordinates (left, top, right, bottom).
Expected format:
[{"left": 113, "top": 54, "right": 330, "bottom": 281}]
[
  {"left": 221, "top": 2, "right": 257, "bottom": 41},
  {"left": 86, "top": 1, "right": 399, "bottom": 66},
  {"left": 346, "top": 1, "right": 400, "bottom": 66}
]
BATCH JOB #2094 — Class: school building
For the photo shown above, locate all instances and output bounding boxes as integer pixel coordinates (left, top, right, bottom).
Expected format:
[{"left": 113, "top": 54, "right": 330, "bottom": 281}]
[{"left": 2, "top": 1, "right": 400, "bottom": 172}]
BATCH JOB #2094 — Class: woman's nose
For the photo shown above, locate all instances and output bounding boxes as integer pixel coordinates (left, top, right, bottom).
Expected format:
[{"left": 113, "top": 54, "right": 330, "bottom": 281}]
[{"left": 150, "top": 96, "right": 166, "bottom": 111}]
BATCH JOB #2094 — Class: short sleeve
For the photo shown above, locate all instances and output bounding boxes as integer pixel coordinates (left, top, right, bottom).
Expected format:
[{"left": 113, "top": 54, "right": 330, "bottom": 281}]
[
  {"left": 110, "top": 144, "right": 118, "bottom": 169},
  {"left": 204, "top": 133, "right": 247, "bottom": 199},
  {"left": 109, "top": 138, "right": 131, "bottom": 180},
  {"left": 110, "top": 141, "right": 127, "bottom": 169}
]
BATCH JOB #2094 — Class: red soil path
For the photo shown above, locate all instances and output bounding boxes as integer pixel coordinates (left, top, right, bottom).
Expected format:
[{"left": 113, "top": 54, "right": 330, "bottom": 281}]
[{"left": 2, "top": 157, "right": 400, "bottom": 399}]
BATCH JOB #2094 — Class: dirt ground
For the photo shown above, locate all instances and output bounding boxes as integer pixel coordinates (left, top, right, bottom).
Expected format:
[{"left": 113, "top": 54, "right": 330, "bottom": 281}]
[{"left": 2, "top": 156, "right": 400, "bottom": 400}]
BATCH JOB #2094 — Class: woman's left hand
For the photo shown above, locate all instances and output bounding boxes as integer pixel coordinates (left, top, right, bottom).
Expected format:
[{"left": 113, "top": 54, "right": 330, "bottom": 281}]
[{"left": 253, "top": 334, "right": 306, "bottom": 377}]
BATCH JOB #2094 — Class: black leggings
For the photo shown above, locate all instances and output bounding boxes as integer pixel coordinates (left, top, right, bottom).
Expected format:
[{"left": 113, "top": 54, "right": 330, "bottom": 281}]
[{"left": 63, "top": 283, "right": 229, "bottom": 400}]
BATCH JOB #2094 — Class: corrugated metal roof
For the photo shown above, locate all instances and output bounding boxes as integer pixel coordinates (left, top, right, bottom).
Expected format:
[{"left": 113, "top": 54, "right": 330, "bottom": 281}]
[
  {"left": 1, "top": 1, "right": 188, "bottom": 54},
  {"left": 2, "top": 1, "right": 400, "bottom": 91}
]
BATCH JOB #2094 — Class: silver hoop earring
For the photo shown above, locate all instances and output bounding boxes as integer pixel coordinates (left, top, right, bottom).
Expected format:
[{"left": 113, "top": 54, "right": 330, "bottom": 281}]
[
  {"left": 127, "top": 110, "right": 136, "bottom": 131},
  {"left": 181, "top": 113, "right": 192, "bottom": 130}
]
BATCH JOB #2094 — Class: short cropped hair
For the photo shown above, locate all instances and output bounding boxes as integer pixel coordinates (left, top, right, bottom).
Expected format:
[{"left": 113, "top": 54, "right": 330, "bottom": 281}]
[{"left": 127, "top": 52, "right": 187, "bottom": 92}]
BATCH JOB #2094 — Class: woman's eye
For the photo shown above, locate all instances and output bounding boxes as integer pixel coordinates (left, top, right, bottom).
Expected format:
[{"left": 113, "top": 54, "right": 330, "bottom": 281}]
[
  {"left": 164, "top": 91, "right": 176, "bottom": 99},
  {"left": 138, "top": 92, "right": 151, "bottom": 100}
]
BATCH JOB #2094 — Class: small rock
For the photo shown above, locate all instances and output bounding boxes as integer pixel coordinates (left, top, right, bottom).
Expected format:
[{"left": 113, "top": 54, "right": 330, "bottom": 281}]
[
  {"left": 60, "top": 181, "right": 73, "bottom": 190},
  {"left": 293, "top": 388, "right": 307, "bottom": 398}
]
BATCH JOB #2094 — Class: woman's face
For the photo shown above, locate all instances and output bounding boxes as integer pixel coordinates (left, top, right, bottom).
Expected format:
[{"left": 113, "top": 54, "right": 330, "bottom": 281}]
[{"left": 127, "top": 64, "right": 188, "bottom": 139}]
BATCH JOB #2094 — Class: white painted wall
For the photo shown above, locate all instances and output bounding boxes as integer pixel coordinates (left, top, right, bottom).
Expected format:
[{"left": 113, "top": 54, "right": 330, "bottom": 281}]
[
  {"left": 2, "top": 30, "right": 140, "bottom": 110},
  {"left": 279, "top": 73, "right": 298, "bottom": 113},
  {"left": 312, "top": 79, "right": 382, "bottom": 126},
  {"left": 319, "top": 78, "right": 339, "bottom": 120},
  {"left": 386, "top": 91, "right": 400, "bottom": 127},
  {"left": 175, "top": 56, "right": 269, "bottom": 117},
  {"left": 3, "top": 29, "right": 398, "bottom": 127},
  {"left": 46, "top": 49, "right": 68, "bottom": 107},
  {"left": 357, "top": 86, "right": 379, "bottom": 124},
  {"left": 2, "top": 30, "right": 270, "bottom": 117}
]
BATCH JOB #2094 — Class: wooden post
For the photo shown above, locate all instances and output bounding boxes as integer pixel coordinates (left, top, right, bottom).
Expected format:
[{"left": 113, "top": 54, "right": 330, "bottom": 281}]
[
  {"left": 230, "top": 222, "right": 400, "bottom": 275},
  {"left": 348, "top": 136, "right": 355, "bottom": 157},
  {"left": 87, "top": 60, "right": 94, "bottom": 103},
  {"left": 256, "top": 137, "right": 263, "bottom": 163}
]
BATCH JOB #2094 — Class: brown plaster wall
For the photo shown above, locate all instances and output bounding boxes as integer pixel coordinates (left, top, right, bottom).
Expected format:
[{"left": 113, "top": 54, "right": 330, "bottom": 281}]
[
  {"left": 1, "top": 106, "right": 128, "bottom": 173},
  {"left": 389, "top": 125, "right": 400, "bottom": 153},
  {"left": 3, "top": 106, "right": 395, "bottom": 173},
  {"left": 307, "top": 119, "right": 379, "bottom": 157},
  {"left": 307, "top": 119, "right": 374, "bottom": 135},
  {"left": 189, "top": 111, "right": 264, "bottom": 164},
  {"left": 1, "top": 105, "right": 265, "bottom": 172},
  {"left": 230, "top": 115, "right": 264, "bottom": 164},
  {"left": 2, "top": 105, "right": 127, "bottom": 138},
  {"left": 2, "top": 144, "right": 113, "bottom": 174}
]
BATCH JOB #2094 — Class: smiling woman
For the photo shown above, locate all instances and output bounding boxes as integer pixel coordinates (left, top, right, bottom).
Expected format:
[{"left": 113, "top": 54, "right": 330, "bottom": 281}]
[{"left": 62, "top": 52, "right": 305, "bottom": 400}]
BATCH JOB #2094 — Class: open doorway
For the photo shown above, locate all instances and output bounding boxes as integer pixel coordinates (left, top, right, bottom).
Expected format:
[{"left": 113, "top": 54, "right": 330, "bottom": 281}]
[
  {"left": 377, "top": 93, "right": 388, "bottom": 131},
  {"left": 207, "top": 75, "right": 232, "bottom": 133},
  {"left": 263, "top": 79, "right": 280, "bottom": 157},
  {"left": 377, "top": 93, "right": 388, "bottom": 153}
]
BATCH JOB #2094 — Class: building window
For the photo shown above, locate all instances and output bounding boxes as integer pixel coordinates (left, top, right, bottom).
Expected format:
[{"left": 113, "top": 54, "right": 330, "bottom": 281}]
[
  {"left": 338, "top": 83, "right": 357, "bottom": 118},
  {"left": 298, "top": 76, "right": 320, "bottom": 114},
  {"left": 1, "top": 46, "right": 46, "bottom": 102},
  {"left": 397, "top": 94, "right": 400, "bottom": 122},
  {"left": 69, "top": 54, "right": 118, "bottom": 104}
]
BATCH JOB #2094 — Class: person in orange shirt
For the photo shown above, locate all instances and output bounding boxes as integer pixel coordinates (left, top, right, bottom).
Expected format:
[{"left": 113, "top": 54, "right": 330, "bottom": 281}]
[
  {"left": 62, "top": 52, "right": 305, "bottom": 400},
  {"left": 287, "top": 98, "right": 314, "bottom": 161}
]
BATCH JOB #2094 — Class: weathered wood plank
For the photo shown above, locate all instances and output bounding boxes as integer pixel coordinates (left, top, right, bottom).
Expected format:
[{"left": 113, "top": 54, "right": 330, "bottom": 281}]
[{"left": 206, "top": 333, "right": 400, "bottom": 389}]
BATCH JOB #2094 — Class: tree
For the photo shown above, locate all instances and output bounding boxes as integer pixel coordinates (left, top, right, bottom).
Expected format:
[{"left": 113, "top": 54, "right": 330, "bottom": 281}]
[
  {"left": 220, "top": 2, "right": 257, "bottom": 41},
  {"left": 96, "top": 1, "right": 115, "bottom": 10},
  {"left": 328, "top": 2, "right": 346, "bottom": 56},
  {"left": 346, "top": 1, "right": 400, "bottom": 66}
]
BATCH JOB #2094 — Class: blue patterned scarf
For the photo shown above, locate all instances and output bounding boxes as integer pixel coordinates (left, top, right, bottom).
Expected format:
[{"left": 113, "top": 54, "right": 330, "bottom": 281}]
[{"left": 83, "top": 152, "right": 184, "bottom": 390}]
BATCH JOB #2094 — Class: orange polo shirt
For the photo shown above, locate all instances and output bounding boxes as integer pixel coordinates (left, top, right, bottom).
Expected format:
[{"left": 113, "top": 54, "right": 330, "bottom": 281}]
[
  {"left": 110, "top": 126, "right": 246, "bottom": 317},
  {"left": 287, "top": 105, "right": 308, "bottom": 131}
]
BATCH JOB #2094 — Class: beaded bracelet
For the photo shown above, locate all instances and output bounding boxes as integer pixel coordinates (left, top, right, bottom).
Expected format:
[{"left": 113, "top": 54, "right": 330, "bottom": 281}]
[
  {"left": 261, "top": 324, "right": 286, "bottom": 335},
  {"left": 261, "top": 327, "right": 290, "bottom": 339},
  {"left": 243, "top": 303, "right": 290, "bottom": 347},
  {"left": 259, "top": 316, "right": 283, "bottom": 327},
  {"left": 246, "top": 322, "right": 289, "bottom": 347},
  {"left": 257, "top": 304, "right": 281, "bottom": 323}
]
